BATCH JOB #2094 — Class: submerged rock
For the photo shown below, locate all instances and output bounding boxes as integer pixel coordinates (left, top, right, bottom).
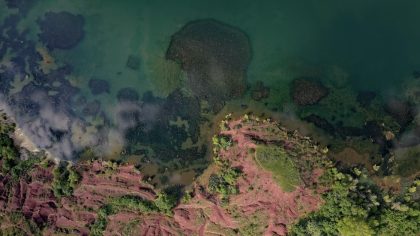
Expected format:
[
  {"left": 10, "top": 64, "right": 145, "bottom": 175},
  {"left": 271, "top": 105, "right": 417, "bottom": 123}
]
[
  {"left": 356, "top": 90, "right": 376, "bottom": 107},
  {"left": 384, "top": 98, "right": 415, "bottom": 128},
  {"left": 82, "top": 100, "right": 101, "bottom": 116},
  {"left": 126, "top": 55, "right": 141, "bottom": 70},
  {"left": 88, "top": 78, "right": 110, "bottom": 95},
  {"left": 303, "top": 114, "right": 336, "bottom": 135},
  {"left": 251, "top": 81, "right": 270, "bottom": 101},
  {"left": 291, "top": 77, "right": 329, "bottom": 106},
  {"left": 166, "top": 19, "right": 251, "bottom": 111},
  {"left": 125, "top": 89, "right": 203, "bottom": 163},
  {"left": 37, "top": 11, "right": 85, "bottom": 50},
  {"left": 117, "top": 87, "right": 139, "bottom": 102},
  {"left": 412, "top": 70, "right": 420, "bottom": 79},
  {"left": 5, "top": 0, "right": 37, "bottom": 15}
]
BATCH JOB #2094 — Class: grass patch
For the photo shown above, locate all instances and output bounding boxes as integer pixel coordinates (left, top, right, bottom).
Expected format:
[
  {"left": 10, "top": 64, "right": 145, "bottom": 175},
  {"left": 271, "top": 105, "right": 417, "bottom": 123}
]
[{"left": 255, "top": 146, "right": 300, "bottom": 192}]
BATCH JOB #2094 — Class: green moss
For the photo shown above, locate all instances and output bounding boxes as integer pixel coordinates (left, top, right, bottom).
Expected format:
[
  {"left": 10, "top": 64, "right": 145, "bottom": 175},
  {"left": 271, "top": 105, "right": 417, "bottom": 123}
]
[{"left": 255, "top": 146, "right": 300, "bottom": 192}]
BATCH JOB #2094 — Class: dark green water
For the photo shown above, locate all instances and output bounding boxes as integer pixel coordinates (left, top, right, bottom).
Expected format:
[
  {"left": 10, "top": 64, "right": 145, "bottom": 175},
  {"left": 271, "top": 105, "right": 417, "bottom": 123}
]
[
  {"left": 0, "top": 0, "right": 419, "bottom": 184},
  {"left": 9, "top": 0, "right": 420, "bottom": 91}
]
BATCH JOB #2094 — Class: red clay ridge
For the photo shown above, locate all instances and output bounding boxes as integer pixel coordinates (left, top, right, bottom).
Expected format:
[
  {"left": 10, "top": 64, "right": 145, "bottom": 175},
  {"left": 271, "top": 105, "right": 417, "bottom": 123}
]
[{"left": 0, "top": 115, "right": 327, "bottom": 235}]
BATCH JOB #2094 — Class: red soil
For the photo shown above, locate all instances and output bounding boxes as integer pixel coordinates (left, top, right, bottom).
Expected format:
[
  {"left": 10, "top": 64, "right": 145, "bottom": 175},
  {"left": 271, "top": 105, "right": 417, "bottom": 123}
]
[
  {"left": 0, "top": 161, "right": 162, "bottom": 235},
  {"left": 0, "top": 116, "right": 325, "bottom": 235},
  {"left": 173, "top": 117, "right": 325, "bottom": 235}
]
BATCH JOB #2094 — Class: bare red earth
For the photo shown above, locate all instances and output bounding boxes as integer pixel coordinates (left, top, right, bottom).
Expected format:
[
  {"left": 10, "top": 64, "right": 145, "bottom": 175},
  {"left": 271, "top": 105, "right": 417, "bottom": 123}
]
[
  {"left": 0, "top": 116, "right": 325, "bottom": 235},
  {"left": 0, "top": 161, "right": 165, "bottom": 235},
  {"left": 173, "top": 117, "right": 325, "bottom": 235}
]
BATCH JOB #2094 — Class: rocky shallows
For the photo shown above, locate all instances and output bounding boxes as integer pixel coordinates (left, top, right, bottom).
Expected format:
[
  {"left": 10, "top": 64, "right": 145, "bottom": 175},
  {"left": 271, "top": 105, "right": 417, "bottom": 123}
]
[
  {"left": 291, "top": 77, "right": 329, "bottom": 106},
  {"left": 166, "top": 19, "right": 251, "bottom": 112},
  {"left": 37, "top": 11, "right": 85, "bottom": 50}
]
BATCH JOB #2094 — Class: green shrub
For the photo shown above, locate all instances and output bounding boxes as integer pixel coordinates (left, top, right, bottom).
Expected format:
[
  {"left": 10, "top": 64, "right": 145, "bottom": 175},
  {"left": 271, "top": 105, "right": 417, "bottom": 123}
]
[
  {"left": 10, "top": 157, "right": 42, "bottom": 182},
  {"left": 290, "top": 169, "right": 420, "bottom": 236},
  {"left": 89, "top": 205, "right": 114, "bottom": 236},
  {"left": 208, "top": 166, "right": 241, "bottom": 199},
  {"left": 212, "top": 135, "right": 232, "bottom": 152},
  {"left": 337, "top": 217, "right": 374, "bottom": 236},
  {"left": 0, "top": 133, "right": 19, "bottom": 172},
  {"left": 108, "top": 196, "right": 157, "bottom": 213},
  {"left": 52, "top": 162, "right": 81, "bottom": 197},
  {"left": 154, "top": 192, "right": 177, "bottom": 214}
]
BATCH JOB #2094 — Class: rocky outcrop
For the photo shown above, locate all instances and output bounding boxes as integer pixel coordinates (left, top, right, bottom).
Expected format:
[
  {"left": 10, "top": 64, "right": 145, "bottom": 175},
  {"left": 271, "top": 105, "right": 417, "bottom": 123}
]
[
  {"left": 384, "top": 98, "right": 415, "bottom": 129},
  {"left": 251, "top": 81, "right": 270, "bottom": 101},
  {"left": 88, "top": 79, "right": 110, "bottom": 95},
  {"left": 291, "top": 77, "right": 329, "bottom": 106},
  {"left": 117, "top": 87, "right": 140, "bottom": 102},
  {"left": 37, "top": 11, "right": 85, "bottom": 50},
  {"left": 166, "top": 19, "right": 251, "bottom": 112}
]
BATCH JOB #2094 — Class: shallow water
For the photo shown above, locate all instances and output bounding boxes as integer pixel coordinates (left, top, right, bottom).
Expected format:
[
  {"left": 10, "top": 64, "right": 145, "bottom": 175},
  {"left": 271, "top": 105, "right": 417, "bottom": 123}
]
[{"left": 1, "top": 0, "right": 419, "bottom": 185}]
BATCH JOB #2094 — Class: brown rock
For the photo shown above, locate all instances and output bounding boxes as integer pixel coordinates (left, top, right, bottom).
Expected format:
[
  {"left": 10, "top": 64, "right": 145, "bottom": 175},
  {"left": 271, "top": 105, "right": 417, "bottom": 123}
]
[{"left": 291, "top": 77, "right": 329, "bottom": 106}]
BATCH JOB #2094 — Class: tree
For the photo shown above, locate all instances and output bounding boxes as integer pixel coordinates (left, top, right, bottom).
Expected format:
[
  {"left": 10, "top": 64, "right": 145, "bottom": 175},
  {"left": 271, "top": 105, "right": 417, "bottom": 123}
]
[{"left": 337, "top": 217, "right": 374, "bottom": 236}]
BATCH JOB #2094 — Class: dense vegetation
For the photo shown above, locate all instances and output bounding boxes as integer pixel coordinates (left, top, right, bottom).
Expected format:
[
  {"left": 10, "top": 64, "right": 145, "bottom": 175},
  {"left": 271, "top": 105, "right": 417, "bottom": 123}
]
[
  {"left": 108, "top": 195, "right": 158, "bottom": 213},
  {"left": 209, "top": 135, "right": 242, "bottom": 200},
  {"left": 89, "top": 191, "right": 178, "bottom": 236},
  {"left": 52, "top": 161, "right": 81, "bottom": 197},
  {"left": 0, "top": 113, "right": 19, "bottom": 173},
  {"left": 290, "top": 167, "right": 420, "bottom": 236},
  {"left": 208, "top": 165, "right": 241, "bottom": 199},
  {"left": 0, "top": 112, "right": 46, "bottom": 187},
  {"left": 89, "top": 204, "right": 114, "bottom": 236},
  {"left": 0, "top": 212, "right": 41, "bottom": 236}
]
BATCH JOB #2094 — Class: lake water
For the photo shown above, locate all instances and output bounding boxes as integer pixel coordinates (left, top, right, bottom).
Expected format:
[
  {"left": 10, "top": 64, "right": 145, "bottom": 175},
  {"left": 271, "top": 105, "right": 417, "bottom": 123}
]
[{"left": 1, "top": 0, "right": 419, "bottom": 185}]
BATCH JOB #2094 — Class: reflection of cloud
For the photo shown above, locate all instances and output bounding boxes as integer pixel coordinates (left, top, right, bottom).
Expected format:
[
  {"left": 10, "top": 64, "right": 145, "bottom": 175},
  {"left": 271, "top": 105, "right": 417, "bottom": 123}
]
[
  {"left": 18, "top": 104, "right": 79, "bottom": 160},
  {"left": 0, "top": 47, "right": 172, "bottom": 161},
  {"left": 1, "top": 89, "right": 166, "bottom": 160},
  {"left": 1, "top": 91, "right": 94, "bottom": 160},
  {"left": 99, "top": 128, "right": 125, "bottom": 157}
]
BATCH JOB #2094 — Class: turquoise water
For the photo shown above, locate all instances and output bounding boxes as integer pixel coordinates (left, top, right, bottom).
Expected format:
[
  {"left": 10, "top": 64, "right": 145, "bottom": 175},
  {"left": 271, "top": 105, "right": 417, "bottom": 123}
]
[
  {"left": 1, "top": 0, "right": 419, "bottom": 183},
  {"left": 12, "top": 0, "right": 420, "bottom": 93}
]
